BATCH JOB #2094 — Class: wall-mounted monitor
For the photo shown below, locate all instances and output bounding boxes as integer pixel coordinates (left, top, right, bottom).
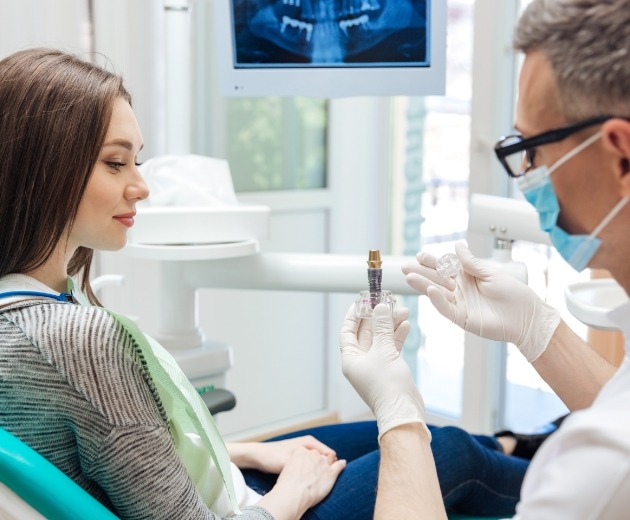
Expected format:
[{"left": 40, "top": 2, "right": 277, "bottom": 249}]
[{"left": 214, "top": 0, "right": 446, "bottom": 98}]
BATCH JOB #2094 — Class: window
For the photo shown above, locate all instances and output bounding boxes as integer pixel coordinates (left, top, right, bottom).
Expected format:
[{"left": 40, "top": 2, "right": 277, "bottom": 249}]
[
  {"left": 391, "top": 0, "right": 575, "bottom": 431},
  {"left": 390, "top": 0, "right": 474, "bottom": 419},
  {"left": 222, "top": 97, "right": 327, "bottom": 192}
]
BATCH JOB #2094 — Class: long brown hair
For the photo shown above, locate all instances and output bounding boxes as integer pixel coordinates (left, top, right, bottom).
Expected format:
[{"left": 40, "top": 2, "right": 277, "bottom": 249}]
[{"left": 0, "top": 48, "right": 132, "bottom": 304}]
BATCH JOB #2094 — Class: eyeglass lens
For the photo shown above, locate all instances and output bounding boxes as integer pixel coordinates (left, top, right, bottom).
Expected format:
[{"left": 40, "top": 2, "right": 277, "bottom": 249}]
[{"left": 500, "top": 136, "right": 529, "bottom": 176}]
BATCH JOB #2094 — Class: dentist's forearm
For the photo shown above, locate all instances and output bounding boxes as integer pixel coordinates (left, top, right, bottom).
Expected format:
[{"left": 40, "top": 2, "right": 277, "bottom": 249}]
[
  {"left": 532, "top": 319, "right": 617, "bottom": 411},
  {"left": 375, "top": 424, "right": 447, "bottom": 520}
]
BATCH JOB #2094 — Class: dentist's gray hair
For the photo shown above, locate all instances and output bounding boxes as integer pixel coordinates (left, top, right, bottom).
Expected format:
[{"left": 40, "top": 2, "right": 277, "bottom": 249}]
[{"left": 514, "top": 0, "right": 630, "bottom": 120}]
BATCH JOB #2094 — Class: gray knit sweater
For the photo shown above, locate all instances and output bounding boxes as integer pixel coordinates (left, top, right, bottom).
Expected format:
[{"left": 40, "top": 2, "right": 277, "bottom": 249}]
[{"left": 0, "top": 297, "right": 273, "bottom": 520}]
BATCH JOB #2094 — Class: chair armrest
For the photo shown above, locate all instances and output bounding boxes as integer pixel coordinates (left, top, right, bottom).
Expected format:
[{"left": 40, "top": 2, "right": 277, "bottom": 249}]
[{"left": 200, "top": 388, "right": 237, "bottom": 415}]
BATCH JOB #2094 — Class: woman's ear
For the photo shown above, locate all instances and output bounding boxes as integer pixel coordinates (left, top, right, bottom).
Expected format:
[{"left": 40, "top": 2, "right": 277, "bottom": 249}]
[{"left": 602, "top": 119, "right": 630, "bottom": 195}]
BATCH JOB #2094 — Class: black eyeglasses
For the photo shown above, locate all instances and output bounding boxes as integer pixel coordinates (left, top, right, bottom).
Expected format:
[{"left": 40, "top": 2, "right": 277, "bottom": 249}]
[{"left": 494, "top": 115, "right": 613, "bottom": 178}]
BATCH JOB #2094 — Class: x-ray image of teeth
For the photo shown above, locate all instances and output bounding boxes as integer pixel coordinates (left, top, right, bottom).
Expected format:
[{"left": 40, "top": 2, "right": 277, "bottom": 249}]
[{"left": 232, "top": 0, "right": 428, "bottom": 66}]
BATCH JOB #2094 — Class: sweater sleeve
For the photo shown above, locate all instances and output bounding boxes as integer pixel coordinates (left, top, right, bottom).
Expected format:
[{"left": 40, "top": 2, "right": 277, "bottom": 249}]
[{"left": 94, "top": 423, "right": 216, "bottom": 519}]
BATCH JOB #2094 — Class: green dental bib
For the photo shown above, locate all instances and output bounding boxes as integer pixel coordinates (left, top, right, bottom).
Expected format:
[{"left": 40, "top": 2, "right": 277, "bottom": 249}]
[{"left": 68, "top": 281, "right": 241, "bottom": 515}]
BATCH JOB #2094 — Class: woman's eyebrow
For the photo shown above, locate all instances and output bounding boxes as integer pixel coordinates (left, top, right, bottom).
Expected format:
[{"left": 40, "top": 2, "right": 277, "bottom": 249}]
[{"left": 102, "top": 138, "right": 144, "bottom": 151}]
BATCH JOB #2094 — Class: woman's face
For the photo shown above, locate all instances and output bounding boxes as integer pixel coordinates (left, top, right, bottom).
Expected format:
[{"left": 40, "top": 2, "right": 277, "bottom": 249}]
[{"left": 70, "top": 98, "right": 149, "bottom": 252}]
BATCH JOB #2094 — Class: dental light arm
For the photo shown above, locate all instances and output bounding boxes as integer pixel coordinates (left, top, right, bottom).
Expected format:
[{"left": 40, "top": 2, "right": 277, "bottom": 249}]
[
  {"left": 180, "top": 252, "right": 418, "bottom": 295},
  {"left": 468, "top": 193, "right": 551, "bottom": 284},
  {"left": 468, "top": 193, "right": 551, "bottom": 246}
]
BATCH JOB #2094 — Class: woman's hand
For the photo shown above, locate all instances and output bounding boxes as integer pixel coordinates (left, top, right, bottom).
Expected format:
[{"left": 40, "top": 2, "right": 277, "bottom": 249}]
[
  {"left": 257, "top": 446, "right": 346, "bottom": 520},
  {"left": 227, "top": 435, "right": 337, "bottom": 474},
  {"left": 275, "top": 446, "right": 346, "bottom": 507}
]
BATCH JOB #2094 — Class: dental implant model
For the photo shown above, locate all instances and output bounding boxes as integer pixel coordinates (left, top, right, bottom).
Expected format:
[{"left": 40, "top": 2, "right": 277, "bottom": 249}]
[
  {"left": 355, "top": 249, "right": 397, "bottom": 318},
  {"left": 367, "top": 249, "right": 383, "bottom": 294}
]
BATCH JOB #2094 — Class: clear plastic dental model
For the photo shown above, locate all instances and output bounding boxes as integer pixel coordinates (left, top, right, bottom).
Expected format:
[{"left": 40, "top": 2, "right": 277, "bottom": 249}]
[{"left": 436, "top": 252, "right": 461, "bottom": 278}]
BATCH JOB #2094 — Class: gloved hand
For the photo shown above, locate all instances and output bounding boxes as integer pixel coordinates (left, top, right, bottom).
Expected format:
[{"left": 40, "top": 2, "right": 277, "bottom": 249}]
[
  {"left": 339, "top": 303, "right": 429, "bottom": 442},
  {"left": 402, "top": 241, "right": 561, "bottom": 362}
]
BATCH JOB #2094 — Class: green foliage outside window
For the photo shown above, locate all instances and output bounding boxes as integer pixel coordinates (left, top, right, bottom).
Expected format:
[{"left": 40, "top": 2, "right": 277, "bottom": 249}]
[{"left": 226, "top": 97, "right": 327, "bottom": 192}]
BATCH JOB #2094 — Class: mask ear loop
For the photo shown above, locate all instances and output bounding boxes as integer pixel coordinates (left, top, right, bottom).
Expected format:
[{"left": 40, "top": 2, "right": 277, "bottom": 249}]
[
  {"left": 515, "top": 131, "right": 604, "bottom": 191},
  {"left": 552, "top": 129, "right": 628, "bottom": 238},
  {"left": 588, "top": 196, "right": 630, "bottom": 239},
  {"left": 548, "top": 131, "right": 603, "bottom": 175},
  {"left": 569, "top": 196, "right": 630, "bottom": 265}
]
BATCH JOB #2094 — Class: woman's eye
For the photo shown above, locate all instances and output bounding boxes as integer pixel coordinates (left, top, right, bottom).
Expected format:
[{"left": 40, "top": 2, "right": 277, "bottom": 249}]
[{"left": 106, "top": 161, "right": 125, "bottom": 171}]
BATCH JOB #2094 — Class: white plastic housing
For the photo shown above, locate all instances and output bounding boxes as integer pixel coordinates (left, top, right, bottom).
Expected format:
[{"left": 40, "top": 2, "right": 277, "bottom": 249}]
[
  {"left": 126, "top": 205, "right": 270, "bottom": 246},
  {"left": 469, "top": 193, "right": 551, "bottom": 245}
]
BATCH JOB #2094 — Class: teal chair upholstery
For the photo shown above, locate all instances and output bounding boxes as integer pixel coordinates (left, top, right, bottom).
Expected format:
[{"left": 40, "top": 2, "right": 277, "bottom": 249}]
[{"left": 0, "top": 427, "right": 118, "bottom": 520}]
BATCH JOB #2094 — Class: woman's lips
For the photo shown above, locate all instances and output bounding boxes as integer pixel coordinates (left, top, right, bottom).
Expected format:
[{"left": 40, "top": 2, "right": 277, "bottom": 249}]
[{"left": 113, "top": 215, "right": 135, "bottom": 227}]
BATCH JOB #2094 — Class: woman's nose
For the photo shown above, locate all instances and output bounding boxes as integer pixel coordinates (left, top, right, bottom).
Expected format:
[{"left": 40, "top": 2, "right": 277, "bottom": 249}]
[{"left": 127, "top": 168, "right": 150, "bottom": 200}]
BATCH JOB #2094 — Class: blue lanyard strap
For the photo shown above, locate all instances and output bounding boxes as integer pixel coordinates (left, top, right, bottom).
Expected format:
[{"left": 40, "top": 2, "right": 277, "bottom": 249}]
[{"left": 0, "top": 291, "right": 73, "bottom": 302}]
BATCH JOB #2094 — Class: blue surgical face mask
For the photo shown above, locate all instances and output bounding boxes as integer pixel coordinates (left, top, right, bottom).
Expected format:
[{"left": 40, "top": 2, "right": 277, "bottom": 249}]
[{"left": 516, "top": 131, "right": 630, "bottom": 271}]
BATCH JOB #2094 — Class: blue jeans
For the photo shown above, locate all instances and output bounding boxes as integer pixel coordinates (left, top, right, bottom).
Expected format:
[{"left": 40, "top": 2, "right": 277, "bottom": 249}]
[{"left": 242, "top": 421, "right": 528, "bottom": 519}]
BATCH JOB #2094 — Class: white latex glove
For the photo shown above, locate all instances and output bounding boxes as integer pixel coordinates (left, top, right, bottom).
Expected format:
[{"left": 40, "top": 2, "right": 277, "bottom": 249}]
[
  {"left": 339, "top": 303, "right": 429, "bottom": 442},
  {"left": 402, "top": 241, "right": 561, "bottom": 362}
]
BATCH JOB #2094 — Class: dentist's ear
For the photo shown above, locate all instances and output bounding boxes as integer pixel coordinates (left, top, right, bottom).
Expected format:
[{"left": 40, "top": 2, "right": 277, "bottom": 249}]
[
  {"left": 602, "top": 119, "right": 630, "bottom": 189},
  {"left": 621, "top": 165, "right": 630, "bottom": 198},
  {"left": 621, "top": 158, "right": 630, "bottom": 196}
]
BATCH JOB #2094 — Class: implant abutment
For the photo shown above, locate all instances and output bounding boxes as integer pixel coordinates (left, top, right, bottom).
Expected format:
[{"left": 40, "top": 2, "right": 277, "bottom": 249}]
[{"left": 367, "top": 249, "right": 382, "bottom": 269}]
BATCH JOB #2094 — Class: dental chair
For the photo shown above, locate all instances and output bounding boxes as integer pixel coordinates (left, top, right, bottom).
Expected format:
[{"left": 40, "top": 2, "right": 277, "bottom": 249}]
[
  {"left": 0, "top": 390, "right": 236, "bottom": 520},
  {"left": 0, "top": 426, "right": 118, "bottom": 520}
]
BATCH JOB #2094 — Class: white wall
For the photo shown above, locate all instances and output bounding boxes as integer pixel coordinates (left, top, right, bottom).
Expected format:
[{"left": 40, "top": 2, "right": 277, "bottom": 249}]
[
  {"left": 91, "top": 0, "right": 168, "bottom": 160},
  {"left": 0, "top": 0, "right": 89, "bottom": 57}
]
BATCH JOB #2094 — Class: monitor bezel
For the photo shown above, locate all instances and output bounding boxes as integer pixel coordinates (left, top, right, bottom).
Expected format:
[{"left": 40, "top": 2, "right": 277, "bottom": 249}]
[{"left": 214, "top": 0, "right": 447, "bottom": 98}]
